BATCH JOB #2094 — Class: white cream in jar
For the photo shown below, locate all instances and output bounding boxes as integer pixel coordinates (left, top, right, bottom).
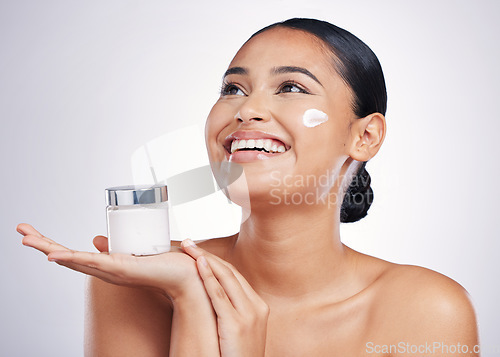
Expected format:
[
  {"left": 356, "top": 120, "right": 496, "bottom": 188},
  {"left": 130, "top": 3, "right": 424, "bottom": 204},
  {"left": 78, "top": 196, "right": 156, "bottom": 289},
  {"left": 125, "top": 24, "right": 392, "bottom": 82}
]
[{"left": 105, "top": 185, "right": 170, "bottom": 255}]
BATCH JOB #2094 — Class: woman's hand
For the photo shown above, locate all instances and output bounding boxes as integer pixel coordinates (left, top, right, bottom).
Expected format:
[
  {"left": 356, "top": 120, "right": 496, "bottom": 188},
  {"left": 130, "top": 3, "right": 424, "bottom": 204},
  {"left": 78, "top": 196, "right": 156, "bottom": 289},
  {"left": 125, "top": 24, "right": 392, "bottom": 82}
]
[
  {"left": 16, "top": 223, "right": 202, "bottom": 301},
  {"left": 182, "top": 239, "right": 270, "bottom": 357}
]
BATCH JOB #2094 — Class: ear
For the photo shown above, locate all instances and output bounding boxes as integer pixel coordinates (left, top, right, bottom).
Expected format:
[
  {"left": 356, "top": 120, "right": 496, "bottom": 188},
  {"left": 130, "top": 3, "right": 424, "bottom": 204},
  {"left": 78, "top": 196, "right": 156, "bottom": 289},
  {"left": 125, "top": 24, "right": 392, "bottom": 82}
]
[{"left": 348, "top": 113, "right": 386, "bottom": 162}]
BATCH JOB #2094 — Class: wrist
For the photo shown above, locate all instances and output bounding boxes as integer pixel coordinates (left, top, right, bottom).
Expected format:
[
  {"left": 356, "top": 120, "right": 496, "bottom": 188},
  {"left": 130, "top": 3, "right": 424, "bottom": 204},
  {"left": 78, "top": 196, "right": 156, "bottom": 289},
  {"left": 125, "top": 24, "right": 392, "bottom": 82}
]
[
  {"left": 167, "top": 275, "right": 205, "bottom": 304},
  {"left": 169, "top": 277, "right": 220, "bottom": 356}
]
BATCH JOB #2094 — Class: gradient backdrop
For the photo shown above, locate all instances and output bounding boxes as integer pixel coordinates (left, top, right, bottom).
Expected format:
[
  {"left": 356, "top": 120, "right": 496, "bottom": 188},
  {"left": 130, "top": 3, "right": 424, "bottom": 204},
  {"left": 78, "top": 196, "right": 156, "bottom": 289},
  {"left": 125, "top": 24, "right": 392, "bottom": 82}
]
[{"left": 1, "top": 0, "right": 499, "bottom": 355}]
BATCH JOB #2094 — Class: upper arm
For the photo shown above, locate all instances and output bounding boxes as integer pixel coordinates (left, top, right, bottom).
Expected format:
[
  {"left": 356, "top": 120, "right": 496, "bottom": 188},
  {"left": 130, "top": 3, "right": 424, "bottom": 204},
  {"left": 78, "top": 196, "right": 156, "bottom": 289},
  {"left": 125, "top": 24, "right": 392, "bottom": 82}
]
[{"left": 85, "top": 276, "right": 173, "bottom": 357}]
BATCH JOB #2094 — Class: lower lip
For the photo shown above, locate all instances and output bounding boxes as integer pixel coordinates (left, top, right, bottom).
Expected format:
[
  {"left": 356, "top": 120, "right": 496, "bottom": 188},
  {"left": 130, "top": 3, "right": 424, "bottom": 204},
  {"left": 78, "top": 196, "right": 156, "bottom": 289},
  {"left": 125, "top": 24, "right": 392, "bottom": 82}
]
[{"left": 227, "top": 150, "right": 286, "bottom": 163}]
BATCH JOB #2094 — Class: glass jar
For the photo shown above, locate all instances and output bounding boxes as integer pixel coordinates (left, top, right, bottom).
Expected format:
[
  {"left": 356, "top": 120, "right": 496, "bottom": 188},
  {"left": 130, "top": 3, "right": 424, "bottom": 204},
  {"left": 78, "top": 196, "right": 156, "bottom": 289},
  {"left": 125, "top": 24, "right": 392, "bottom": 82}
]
[{"left": 105, "top": 185, "right": 170, "bottom": 255}]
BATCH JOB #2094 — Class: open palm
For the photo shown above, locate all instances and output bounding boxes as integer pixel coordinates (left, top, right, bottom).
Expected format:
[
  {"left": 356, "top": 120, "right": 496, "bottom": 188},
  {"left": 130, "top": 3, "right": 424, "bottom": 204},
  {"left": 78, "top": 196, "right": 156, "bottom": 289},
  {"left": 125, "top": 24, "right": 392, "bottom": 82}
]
[{"left": 17, "top": 223, "right": 200, "bottom": 300}]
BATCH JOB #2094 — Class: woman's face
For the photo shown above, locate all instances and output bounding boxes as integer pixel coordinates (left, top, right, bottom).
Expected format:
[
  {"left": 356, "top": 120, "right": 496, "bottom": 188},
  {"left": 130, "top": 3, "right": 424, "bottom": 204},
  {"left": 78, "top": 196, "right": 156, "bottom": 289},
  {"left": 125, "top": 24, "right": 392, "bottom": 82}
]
[{"left": 205, "top": 27, "right": 357, "bottom": 207}]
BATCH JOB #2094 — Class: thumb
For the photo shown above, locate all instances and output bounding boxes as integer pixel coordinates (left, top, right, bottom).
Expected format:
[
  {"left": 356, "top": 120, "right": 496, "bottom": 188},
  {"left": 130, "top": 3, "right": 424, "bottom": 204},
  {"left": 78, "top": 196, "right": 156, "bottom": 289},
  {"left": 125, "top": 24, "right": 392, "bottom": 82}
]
[{"left": 93, "top": 235, "right": 109, "bottom": 253}]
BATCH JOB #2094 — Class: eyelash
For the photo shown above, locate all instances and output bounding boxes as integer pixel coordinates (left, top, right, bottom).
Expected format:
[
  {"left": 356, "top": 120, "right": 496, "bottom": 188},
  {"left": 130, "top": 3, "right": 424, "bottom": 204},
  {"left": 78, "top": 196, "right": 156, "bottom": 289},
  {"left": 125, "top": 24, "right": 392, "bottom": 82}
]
[
  {"left": 277, "top": 80, "right": 310, "bottom": 94},
  {"left": 219, "top": 80, "right": 311, "bottom": 96},
  {"left": 220, "top": 82, "right": 244, "bottom": 96}
]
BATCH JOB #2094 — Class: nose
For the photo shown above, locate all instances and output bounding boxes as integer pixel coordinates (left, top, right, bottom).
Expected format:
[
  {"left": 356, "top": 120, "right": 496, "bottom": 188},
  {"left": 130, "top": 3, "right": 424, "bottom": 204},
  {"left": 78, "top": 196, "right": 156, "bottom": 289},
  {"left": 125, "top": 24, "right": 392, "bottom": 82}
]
[{"left": 235, "top": 92, "right": 271, "bottom": 123}]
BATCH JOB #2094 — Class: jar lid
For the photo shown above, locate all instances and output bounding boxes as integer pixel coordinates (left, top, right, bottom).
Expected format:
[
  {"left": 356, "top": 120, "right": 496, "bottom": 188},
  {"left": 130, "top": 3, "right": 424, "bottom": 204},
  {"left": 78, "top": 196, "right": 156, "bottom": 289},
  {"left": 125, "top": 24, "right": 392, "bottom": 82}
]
[{"left": 105, "top": 185, "right": 168, "bottom": 206}]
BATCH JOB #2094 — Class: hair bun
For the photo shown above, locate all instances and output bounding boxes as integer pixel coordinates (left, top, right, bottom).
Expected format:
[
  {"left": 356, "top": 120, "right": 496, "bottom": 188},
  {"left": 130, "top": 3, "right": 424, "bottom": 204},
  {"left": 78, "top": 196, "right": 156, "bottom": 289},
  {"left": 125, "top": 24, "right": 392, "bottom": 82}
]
[{"left": 340, "top": 162, "right": 373, "bottom": 223}]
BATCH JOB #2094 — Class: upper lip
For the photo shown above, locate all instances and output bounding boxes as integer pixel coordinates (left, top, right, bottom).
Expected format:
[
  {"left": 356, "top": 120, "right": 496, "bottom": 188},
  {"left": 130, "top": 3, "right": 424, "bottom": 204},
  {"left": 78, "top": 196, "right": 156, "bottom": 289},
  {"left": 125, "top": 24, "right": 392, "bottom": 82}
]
[{"left": 223, "top": 130, "right": 291, "bottom": 153}]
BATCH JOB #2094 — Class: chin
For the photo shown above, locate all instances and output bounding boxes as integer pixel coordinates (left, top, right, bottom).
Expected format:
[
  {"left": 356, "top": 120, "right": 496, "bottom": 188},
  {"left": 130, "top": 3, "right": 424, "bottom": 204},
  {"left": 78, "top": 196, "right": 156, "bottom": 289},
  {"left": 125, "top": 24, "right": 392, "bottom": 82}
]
[{"left": 222, "top": 171, "right": 277, "bottom": 208}]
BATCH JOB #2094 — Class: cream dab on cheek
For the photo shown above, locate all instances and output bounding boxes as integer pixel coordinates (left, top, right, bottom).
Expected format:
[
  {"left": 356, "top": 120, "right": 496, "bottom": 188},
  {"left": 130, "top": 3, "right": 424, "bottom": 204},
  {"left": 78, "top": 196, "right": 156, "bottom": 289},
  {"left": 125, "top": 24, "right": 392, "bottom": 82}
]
[{"left": 302, "top": 109, "right": 329, "bottom": 128}]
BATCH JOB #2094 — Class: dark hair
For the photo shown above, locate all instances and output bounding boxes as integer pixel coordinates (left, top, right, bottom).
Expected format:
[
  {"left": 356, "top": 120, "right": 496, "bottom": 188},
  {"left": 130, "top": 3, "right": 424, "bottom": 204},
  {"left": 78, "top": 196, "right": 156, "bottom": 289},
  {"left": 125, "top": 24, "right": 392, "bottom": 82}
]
[{"left": 250, "top": 18, "right": 387, "bottom": 222}]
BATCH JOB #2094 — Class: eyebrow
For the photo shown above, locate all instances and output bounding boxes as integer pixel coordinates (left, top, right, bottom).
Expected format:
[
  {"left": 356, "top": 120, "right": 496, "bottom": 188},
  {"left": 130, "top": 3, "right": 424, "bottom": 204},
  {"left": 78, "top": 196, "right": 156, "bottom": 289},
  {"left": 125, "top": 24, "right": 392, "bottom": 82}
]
[
  {"left": 223, "top": 67, "right": 248, "bottom": 78},
  {"left": 222, "top": 65, "right": 323, "bottom": 87},
  {"left": 272, "top": 66, "right": 323, "bottom": 86}
]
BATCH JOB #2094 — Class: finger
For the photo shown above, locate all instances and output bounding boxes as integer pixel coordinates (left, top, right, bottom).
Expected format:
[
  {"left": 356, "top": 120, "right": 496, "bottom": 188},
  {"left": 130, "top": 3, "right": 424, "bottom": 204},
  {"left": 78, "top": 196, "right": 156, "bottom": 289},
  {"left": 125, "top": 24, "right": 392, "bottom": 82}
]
[
  {"left": 196, "top": 256, "right": 235, "bottom": 319},
  {"left": 182, "top": 239, "right": 259, "bottom": 301},
  {"left": 202, "top": 255, "right": 254, "bottom": 313},
  {"left": 47, "top": 251, "right": 151, "bottom": 286},
  {"left": 17, "top": 223, "right": 43, "bottom": 237},
  {"left": 182, "top": 238, "right": 260, "bottom": 301},
  {"left": 19, "top": 230, "right": 145, "bottom": 288},
  {"left": 181, "top": 239, "right": 232, "bottom": 269},
  {"left": 181, "top": 239, "right": 203, "bottom": 258},
  {"left": 22, "top": 234, "right": 71, "bottom": 256},
  {"left": 20, "top": 234, "right": 116, "bottom": 280},
  {"left": 93, "top": 235, "right": 109, "bottom": 253},
  {"left": 47, "top": 250, "right": 131, "bottom": 276},
  {"left": 18, "top": 224, "right": 65, "bottom": 248},
  {"left": 204, "top": 258, "right": 269, "bottom": 323},
  {"left": 218, "top": 262, "right": 262, "bottom": 303},
  {"left": 50, "top": 259, "right": 121, "bottom": 284}
]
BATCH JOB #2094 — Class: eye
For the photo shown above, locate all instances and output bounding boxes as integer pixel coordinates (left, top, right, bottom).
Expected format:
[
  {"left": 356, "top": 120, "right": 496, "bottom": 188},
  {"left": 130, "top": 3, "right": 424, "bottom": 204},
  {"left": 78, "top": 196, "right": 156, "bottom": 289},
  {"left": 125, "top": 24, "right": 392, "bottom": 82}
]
[
  {"left": 277, "top": 81, "right": 310, "bottom": 94},
  {"left": 220, "top": 82, "right": 245, "bottom": 96}
]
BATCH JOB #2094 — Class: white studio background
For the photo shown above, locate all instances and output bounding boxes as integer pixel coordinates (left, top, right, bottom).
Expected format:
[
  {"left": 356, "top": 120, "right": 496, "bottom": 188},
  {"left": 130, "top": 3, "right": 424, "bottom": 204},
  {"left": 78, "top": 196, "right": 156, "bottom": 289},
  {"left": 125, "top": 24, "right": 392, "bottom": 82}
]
[{"left": 1, "top": 0, "right": 499, "bottom": 355}]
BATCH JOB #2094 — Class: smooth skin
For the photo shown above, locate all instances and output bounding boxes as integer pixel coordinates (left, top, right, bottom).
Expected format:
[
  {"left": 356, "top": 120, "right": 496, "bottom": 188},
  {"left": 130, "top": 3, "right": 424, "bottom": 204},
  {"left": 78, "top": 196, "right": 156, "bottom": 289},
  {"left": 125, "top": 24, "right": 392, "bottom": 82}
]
[{"left": 18, "top": 27, "right": 479, "bottom": 356}]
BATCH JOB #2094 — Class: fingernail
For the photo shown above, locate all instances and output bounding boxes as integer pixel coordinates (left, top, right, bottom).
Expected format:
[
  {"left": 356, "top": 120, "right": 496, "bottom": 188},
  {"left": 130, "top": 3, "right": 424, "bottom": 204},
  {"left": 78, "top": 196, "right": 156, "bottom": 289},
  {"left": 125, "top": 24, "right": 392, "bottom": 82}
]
[
  {"left": 199, "top": 255, "right": 208, "bottom": 267},
  {"left": 48, "top": 257, "right": 59, "bottom": 262},
  {"left": 183, "top": 239, "right": 197, "bottom": 248}
]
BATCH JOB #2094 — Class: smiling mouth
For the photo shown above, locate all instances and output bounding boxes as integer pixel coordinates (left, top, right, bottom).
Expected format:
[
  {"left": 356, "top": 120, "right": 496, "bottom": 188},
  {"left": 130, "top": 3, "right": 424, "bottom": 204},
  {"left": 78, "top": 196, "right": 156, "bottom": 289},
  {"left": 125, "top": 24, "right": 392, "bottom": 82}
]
[
  {"left": 229, "top": 138, "right": 288, "bottom": 154},
  {"left": 222, "top": 131, "right": 291, "bottom": 159}
]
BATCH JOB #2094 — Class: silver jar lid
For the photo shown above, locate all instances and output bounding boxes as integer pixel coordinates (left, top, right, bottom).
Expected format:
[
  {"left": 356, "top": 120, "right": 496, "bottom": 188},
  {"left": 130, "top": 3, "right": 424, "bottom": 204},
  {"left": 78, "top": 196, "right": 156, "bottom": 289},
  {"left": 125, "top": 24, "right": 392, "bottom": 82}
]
[{"left": 106, "top": 185, "right": 168, "bottom": 206}]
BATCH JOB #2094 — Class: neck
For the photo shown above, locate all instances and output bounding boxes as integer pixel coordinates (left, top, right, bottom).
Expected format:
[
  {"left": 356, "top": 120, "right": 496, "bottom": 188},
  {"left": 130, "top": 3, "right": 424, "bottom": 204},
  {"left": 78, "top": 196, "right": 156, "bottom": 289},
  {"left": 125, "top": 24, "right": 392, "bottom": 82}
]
[{"left": 228, "top": 202, "right": 353, "bottom": 303}]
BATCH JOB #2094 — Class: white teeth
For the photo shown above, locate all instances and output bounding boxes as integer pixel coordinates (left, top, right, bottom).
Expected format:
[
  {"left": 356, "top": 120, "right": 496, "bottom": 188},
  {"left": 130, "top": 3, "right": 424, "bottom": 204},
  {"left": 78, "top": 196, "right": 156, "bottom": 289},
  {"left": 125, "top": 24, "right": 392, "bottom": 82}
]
[
  {"left": 264, "top": 139, "right": 272, "bottom": 152},
  {"left": 238, "top": 140, "right": 247, "bottom": 149},
  {"left": 230, "top": 138, "right": 288, "bottom": 154}
]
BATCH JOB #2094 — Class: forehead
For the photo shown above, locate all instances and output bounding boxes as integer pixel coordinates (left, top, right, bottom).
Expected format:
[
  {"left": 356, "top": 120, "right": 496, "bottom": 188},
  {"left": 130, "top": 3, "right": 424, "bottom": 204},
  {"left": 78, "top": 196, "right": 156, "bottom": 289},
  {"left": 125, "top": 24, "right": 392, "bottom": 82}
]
[{"left": 230, "top": 27, "right": 336, "bottom": 78}]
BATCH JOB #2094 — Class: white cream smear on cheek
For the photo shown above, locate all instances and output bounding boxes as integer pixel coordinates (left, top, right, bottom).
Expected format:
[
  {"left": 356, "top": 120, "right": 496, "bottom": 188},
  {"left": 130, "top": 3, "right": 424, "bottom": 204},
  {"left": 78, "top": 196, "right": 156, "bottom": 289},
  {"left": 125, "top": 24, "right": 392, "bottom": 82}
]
[{"left": 302, "top": 109, "right": 329, "bottom": 128}]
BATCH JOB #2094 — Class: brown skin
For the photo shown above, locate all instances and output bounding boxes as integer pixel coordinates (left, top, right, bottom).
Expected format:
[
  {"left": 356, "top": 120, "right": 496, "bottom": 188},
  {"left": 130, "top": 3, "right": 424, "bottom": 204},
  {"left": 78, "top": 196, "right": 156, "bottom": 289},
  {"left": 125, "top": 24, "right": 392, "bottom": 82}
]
[
  {"left": 203, "top": 26, "right": 478, "bottom": 354},
  {"left": 18, "top": 27, "right": 479, "bottom": 356}
]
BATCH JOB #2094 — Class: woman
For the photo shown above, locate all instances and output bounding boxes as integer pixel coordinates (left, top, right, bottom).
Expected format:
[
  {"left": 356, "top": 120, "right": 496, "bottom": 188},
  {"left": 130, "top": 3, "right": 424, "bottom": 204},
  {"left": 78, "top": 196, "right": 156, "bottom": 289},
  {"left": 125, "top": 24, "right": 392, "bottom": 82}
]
[{"left": 17, "top": 18, "right": 479, "bottom": 356}]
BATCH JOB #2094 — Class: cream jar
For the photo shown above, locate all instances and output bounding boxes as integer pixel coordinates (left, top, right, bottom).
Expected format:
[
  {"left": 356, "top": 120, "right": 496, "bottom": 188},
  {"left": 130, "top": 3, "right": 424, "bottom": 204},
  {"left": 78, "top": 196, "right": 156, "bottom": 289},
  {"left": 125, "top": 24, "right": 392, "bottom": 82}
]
[{"left": 105, "top": 185, "right": 170, "bottom": 255}]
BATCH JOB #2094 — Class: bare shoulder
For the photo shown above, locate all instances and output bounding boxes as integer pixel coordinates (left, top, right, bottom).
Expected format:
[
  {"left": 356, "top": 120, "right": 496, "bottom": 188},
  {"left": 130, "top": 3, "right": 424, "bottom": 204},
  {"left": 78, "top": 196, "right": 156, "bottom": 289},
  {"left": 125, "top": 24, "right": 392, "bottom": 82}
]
[
  {"left": 368, "top": 261, "right": 479, "bottom": 345},
  {"left": 375, "top": 263, "right": 476, "bottom": 316}
]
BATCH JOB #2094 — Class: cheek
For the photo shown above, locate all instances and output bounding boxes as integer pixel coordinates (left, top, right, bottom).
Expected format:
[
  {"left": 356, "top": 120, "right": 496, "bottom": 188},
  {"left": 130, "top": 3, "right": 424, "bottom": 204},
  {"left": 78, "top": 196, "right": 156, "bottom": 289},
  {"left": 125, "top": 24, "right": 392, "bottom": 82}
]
[
  {"left": 285, "top": 108, "right": 348, "bottom": 178},
  {"left": 206, "top": 103, "right": 223, "bottom": 131},
  {"left": 302, "top": 108, "right": 329, "bottom": 128},
  {"left": 205, "top": 103, "right": 228, "bottom": 156},
  {"left": 272, "top": 104, "right": 330, "bottom": 133}
]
